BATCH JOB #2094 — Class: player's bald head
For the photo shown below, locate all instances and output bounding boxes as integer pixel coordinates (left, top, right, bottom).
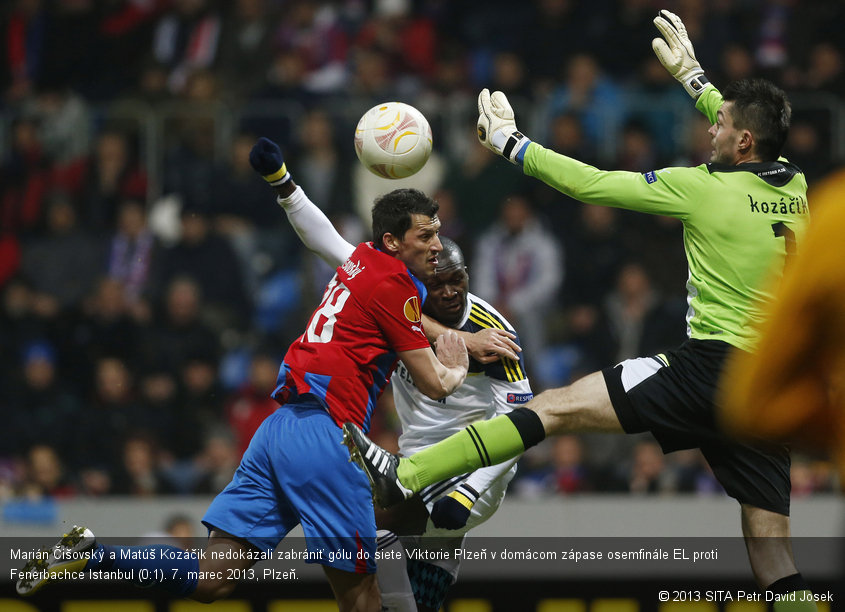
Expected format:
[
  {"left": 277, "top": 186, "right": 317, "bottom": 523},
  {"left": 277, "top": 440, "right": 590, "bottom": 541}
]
[{"left": 436, "top": 237, "right": 465, "bottom": 274}]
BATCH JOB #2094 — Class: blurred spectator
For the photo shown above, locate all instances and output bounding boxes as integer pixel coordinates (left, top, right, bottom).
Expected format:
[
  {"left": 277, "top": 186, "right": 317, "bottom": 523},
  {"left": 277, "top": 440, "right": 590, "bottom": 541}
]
[
  {"left": 0, "top": 278, "right": 54, "bottom": 384},
  {"left": 192, "top": 430, "right": 239, "bottom": 494},
  {"left": 162, "top": 514, "right": 197, "bottom": 549},
  {"left": 74, "top": 356, "right": 148, "bottom": 476},
  {"left": 0, "top": 0, "right": 49, "bottom": 104},
  {"left": 23, "top": 83, "right": 92, "bottom": 164},
  {"left": 107, "top": 198, "right": 158, "bottom": 311},
  {"left": 347, "top": 47, "right": 397, "bottom": 101},
  {"left": 719, "top": 43, "right": 756, "bottom": 85},
  {"left": 20, "top": 193, "right": 106, "bottom": 312},
  {"left": 602, "top": 262, "right": 686, "bottom": 362},
  {"left": 212, "top": 131, "right": 281, "bottom": 228},
  {"left": 472, "top": 194, "right": 563, "bottom": 365},
  {"left": 150, "top": 207, "right": 251, "bottom": 329},
  {"left": 488, "top": 51, "right": 531, "bottom": 100},
  {"left": 151, "top": 0, "right": 222, "bottom": 94},
  {"left": 672, "top": 449, "right": 723, "bottom": 495},
  {"left": 53, "top": 129, "right": 147, "bottom": 233},
  {"left": 786, "top": 120, "right": 832, "bottom": 185},
  {"left": 550, "top": 435, "right": 594, "bottom": 494},
  {"left": 140, "top": 276, "right": 220, "bottom": 375},
  {"left": 354, "top": 0, "right": 436, "bottom": 91},
  {"left": 20, "top": 444, "right": 75, "bottom": 498},
  {"left": 273, "top": 0, "right": 349, "bottom": 95},
  {"left": 113, "top": 434, "right": 174, "bottom": 496},
  {"left": 4, "top": 340, "right": 80, "bottom": 461},
  {"left": 137, "top": 366, "right": 180, "bottom": 458},
  {"left": 599, "top": 0, "right": 657, "bottom": 79},
  {"left": 627, "top": 440, "right": 673, "bottom": 495},
  {"left": 520, "top": 0, "right": 593, "bottom": 93},
  {"left": 290, "top": 109, "right": 355, "bottom": 218},
  {"left": 615, "top": 120, "right": 661, "bottom": 172},
  {"left": 175, "top": 353, "right": 225, "bottom": 462},
  {"left": 68, "top": 277, "right": 143, "bottom": 392},
  {"left": 441, "top": 127, "right": 528, "bottom": 243},
  {"left": 562, "top": 204, "right": 628, "bottom": 309},
  {"left": 0, "top": 234, "right": 22, "bottom": 290},
  {"left": 217, "top": 0, "right": 278, "bottom": 100},
  {"left": 804, "top": 41, "right": 845, "bottom": 97},
  {"left": 226, "top": 349, "right": 282, "bottom": 456},
  {"left": 544, "top": 53, "right": 624, "bottom": 160},
  {"left": 93, "top": 0, "right": 163, "bottom": 100},
  {"left": 0, "top": 118, "right": 51, "bottom": 235}
]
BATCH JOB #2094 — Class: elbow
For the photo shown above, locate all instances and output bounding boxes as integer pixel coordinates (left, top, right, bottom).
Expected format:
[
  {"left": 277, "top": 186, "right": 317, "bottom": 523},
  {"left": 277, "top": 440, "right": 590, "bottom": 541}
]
[{"left": 419, "top": 381, "right": 450, "bottom": 401}]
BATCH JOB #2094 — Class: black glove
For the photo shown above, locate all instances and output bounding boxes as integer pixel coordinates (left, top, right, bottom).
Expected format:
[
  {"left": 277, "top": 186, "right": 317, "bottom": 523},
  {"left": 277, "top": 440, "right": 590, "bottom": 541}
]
[
  {"left": 430, "top": 491, "right": 473, "bottom": 530},
  {"left": 249, "top": 137, "right": 291, "bottom": 186}
]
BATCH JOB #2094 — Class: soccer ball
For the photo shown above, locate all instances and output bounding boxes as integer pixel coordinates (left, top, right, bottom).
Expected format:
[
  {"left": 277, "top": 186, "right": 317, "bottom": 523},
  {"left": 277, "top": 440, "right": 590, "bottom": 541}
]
[{"left": 354, "top": 102, "right": 432, "bottom": 179}]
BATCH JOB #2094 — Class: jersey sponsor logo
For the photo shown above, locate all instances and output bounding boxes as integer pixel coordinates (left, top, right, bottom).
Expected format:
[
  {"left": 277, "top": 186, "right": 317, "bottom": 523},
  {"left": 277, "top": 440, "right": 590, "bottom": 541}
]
[
  {"left": 644, "top": 171, "right": 658, "bottom": 184},
  {"left": 404, "top": 296, "right": 422, "bottom": 322},
  {"left": 340, "top": 259, "right": 366, "bottom": 280},
  {"left": 748, "top": 194, "right": 808, "bottom": 215},
  {"left": 507, "top": 392, "right": 533, "bottom": 404}
]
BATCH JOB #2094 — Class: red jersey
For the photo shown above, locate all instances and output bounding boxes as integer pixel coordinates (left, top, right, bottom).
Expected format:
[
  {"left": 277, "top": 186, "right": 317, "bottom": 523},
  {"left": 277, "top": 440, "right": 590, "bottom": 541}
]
[{"left": 272, "top": 242, "right": 430, "bottom": 431}]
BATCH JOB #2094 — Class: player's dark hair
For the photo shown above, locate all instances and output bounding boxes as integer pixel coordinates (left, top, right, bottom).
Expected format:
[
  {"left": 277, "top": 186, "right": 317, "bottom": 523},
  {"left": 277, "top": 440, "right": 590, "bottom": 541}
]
[
  {"left": 722, "top": 78, "right": 791, "bottom": 162},
  {"left": 371, "top": 188, "right": 439, "bottom": 248}
]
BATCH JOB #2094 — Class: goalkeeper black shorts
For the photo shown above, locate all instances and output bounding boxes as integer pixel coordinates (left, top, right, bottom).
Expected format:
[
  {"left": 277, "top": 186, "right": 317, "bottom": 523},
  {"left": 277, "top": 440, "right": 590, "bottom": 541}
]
[{"left": 602, "top": 339, "right": 791, "bottom": 516}]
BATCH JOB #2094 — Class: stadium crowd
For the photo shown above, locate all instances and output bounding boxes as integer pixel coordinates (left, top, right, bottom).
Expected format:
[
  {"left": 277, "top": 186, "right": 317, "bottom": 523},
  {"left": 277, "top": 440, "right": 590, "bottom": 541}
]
[{"left": 1, "top": 0, "right": 842, "bottom": 500}]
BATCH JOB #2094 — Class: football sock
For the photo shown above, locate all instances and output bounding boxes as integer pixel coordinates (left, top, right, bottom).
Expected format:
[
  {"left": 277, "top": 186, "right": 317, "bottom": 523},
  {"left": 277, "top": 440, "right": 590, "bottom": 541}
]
[
  {"left": 376, "top": 531, "right": 417, "bottom": 612},
  {"left": 767, "top": 574, "right": 818, "bottom": 611},
  {"left": 397, "top": 408, "right": 545, "bottom": 492},
  {"left": 85, "top": 543, "right": 199, "bottom": 596}
]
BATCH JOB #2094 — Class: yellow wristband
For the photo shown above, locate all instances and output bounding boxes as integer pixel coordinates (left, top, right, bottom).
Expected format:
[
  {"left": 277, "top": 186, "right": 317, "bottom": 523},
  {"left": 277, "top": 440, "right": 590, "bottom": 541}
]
[
  {"left": 447, "top": 491, "right": 474, "bottom": 511},
  {"left": 263, "top": 163, "right": 289, "bottom": 184}
]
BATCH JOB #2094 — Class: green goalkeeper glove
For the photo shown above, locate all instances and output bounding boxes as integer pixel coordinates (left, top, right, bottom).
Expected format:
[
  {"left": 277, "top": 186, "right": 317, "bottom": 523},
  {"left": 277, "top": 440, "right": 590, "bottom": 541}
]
[
  {"left": 477, "top": 88, "right": 531, "bottom": 165},
  {"left": 652, "top": 10, "right": 710, "bottom": 99}
]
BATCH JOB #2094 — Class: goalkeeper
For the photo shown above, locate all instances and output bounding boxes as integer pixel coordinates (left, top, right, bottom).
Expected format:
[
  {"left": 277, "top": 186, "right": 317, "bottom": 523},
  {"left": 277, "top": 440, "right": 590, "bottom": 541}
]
[{"left": 344, "top": 10, "right": 819, "bottom": 610}]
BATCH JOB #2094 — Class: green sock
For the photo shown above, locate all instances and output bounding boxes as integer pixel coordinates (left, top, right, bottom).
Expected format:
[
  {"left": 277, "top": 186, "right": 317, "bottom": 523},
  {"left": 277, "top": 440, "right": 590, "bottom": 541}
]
[
  {"left": 772, "top": 591, "right": 818, "bottom": 611},
  {"left": 397, "top": 414, "right": 526, "bottom": 492}
]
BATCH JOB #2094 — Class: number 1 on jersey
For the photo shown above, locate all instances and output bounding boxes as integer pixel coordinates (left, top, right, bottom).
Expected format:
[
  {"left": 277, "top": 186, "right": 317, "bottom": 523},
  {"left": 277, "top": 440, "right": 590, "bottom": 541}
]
[
  {"left": 305, "top": 278, "right": 351, "bottom": 343},
  {"left": 772, "top": 221, "right": 796, "bottom": 271}
]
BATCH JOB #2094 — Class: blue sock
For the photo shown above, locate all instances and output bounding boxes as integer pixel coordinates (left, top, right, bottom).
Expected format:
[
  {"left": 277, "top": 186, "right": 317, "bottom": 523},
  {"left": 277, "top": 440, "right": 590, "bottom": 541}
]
[{"left": 85, "top": 543, "right": 199, "bottom": 596}]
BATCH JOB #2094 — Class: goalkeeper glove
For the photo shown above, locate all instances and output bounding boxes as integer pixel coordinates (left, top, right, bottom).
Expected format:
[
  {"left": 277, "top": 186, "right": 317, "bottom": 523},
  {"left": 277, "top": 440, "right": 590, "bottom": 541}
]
[
  {"left": 249, "top": 137, "right": 292, "bottom": 186},
  {"left": 652, "top": 10, "right": 710, "bottom": 99},
  {"left": 430, "top": 487, "right": 476, "bottom": 530},
  {"left": 476, "top": 88, "right": 531, "bottom": 165}
]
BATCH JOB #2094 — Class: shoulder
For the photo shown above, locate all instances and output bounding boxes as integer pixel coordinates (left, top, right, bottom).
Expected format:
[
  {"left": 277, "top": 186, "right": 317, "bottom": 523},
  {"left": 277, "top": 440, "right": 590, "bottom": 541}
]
[
  {"left": 466, "top": 294, "right": 516, "bottom": 333},
  {"left": 466, "top": 294, "right": 529, "bottom": 383}
]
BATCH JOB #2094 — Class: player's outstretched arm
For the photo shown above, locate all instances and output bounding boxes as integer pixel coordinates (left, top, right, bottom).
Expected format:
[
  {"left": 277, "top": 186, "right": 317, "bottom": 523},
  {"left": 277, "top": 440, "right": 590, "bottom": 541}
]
[
  {"left": 398, "top": 331, "right": 468, "bottom": 400},
  {"left": 422, "top": 314, "right": 520, "bottom": 363},
  {"left": 250, "top": 137, "right": 354, "bottom": 267},
  {"left": 652, "top": 9, "right": 711, "bottom": 99}
]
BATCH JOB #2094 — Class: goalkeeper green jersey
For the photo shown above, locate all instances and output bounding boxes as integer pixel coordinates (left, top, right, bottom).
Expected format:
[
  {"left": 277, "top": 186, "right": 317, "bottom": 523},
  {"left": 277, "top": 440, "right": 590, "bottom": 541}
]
[{"left": 523, "top": 85, "right": 809, "bottom": 352}]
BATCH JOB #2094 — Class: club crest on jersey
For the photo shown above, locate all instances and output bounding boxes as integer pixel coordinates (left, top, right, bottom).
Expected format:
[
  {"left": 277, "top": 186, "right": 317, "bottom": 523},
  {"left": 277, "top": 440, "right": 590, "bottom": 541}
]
[
  {"left": 507, "top": 392, "right": 533, "bottom": 404},
  {"left": 340, "top": 259, "right": 366, "bottom": 280},
  {"left": 403, "top": 296, "right": 422, "bottom": 322}
]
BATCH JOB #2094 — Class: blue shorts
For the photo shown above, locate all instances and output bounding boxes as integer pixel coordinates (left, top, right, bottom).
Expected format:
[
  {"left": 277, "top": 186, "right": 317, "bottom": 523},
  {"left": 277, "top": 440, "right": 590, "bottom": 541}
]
[{"left": 202, "top": 401, "right": 377, "bottom": 573}]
